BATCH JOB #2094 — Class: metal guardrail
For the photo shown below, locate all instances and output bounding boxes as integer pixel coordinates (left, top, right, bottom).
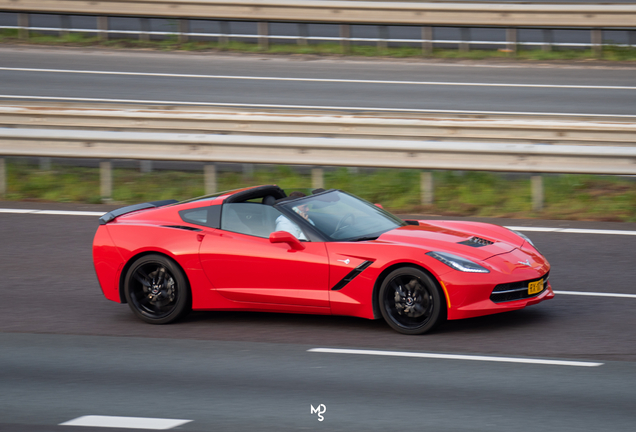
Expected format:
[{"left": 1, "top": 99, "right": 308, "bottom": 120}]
[
  {"left": 2, "top": 1, "right": 636, "bottom": 27},
  {"left": 1, "top": 106, "right": 635, "bottom": 206},
  {"left": 2, "top": 128, "right": 636, "bottom": 175},
  {"left": 1, "top": 104, "right": 635, "bottom": 146},
  {"left": 1, "top": 1, "right": 635, "bottom": 53}
]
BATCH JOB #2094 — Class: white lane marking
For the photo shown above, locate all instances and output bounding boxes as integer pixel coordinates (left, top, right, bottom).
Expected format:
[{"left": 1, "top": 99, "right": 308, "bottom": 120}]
[
  {"left": 0, "top": 208, "right": 105, "bottom": 216},
  {"left": 59, "top": 415, "right": 192, "bottom": 430},
  {"left": 2, "top": 67, "right": 636, "bottom": 91},
  {"left": 2, "top": 94, "right": 635, "bottom": 118},
  {"left": 554, "top": 290, "right": 636, "bottom": 299},
  {"left": 1, "top": 209, "right": 636, "bottom": 236},
  {"left": 308, "top": 348, "right": 603, "bottom": 367},
  {"left": 2, "top": 208, "right": 635, "bottom": 299},
  {"left": 506, "top": 225, "right": 636, "bottom": 236}
]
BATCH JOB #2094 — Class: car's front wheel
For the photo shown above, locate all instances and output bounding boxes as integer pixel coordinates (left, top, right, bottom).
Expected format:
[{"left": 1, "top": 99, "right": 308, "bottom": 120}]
[
  {"left": 124, "top": 254, "right": 191, "bottom": 324},
  {"left": 379, "top": 267, "right": 444, "bottom": 335}
]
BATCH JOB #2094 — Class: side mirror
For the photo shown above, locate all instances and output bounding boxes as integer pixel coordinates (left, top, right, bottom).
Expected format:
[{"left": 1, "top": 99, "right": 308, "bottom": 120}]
[
  {"left": 269, "top": 231, "right": 305, "bottom": 251},
  {"left": 374, "top": 203, "right": 384, "bottom": 209}
]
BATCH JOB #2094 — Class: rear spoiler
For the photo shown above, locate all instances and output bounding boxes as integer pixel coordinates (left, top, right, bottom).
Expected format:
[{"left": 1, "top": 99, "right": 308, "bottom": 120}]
[{"left": 99, "top": 199, "right": 178, "bottom": 225}]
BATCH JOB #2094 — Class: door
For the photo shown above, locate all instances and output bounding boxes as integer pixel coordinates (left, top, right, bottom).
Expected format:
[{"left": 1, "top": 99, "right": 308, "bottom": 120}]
[{"left": 199, "top": 203, "right": 330, "bottom": 310}]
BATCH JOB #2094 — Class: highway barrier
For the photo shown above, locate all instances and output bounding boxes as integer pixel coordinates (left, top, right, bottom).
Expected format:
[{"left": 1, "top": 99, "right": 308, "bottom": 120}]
[
  {"left": 1, "top": 119, "right": 636, "bottom": 207},
  {"left": 1, "top": 104, "right": 634, "bottom": 146},
  {"left": 1, "top": 1, "right": 636, "bottom": 54},
  {"left": 1, "top": 103, "right": 635, "bottom": 207}
]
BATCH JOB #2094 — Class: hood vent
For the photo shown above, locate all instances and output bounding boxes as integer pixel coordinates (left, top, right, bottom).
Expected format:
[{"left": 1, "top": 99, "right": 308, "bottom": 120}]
[{"left": 459, "top": 236, "right": 494, "bottom": 247}]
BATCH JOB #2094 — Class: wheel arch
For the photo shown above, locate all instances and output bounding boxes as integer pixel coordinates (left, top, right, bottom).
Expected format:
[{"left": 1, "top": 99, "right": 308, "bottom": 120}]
[
  {"left": 118, "top": 251, "right": 190, "bottom": 304},
  {"left": 372, "top": 262, "right": 448, "bottom": 321}
]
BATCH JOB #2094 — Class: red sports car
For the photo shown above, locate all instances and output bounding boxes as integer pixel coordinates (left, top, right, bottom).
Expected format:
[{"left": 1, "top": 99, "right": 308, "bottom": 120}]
[{"left": 93, "top": 185, "right": 553, "bottom": 335}]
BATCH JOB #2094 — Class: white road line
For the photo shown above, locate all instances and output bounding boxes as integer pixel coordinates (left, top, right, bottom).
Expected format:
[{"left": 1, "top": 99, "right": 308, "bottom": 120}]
[
  {"left": 308, "top": 348, "right": 603, "bottom": 367},
  {"left": 59, "top": 415, "right": 192, "bottom": 430},
  {"left": 2, "top": 208, "right": 635, "bottom": 299},
  {"left": 554, "top": 290, "right": 636, "bottom": 299},
  {"left": 1, "top": 94, "right": 635, "bottom": 118},
  {"left": 0, "top": 208, "right": 105, "bottom": 216},
  {"left": 2, "top": 67, "right": 636, "bottom": 91},
  {"left": 506, "top": 225, "right": 636, "bottom": 236},
  {"left": 1, "top": 209, "right": 636, "bottom": 237}
]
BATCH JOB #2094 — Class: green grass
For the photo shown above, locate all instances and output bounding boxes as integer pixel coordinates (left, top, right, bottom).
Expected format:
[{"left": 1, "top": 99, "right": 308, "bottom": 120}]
[
  {"left": 2, "top": 29, "right": 636, "bottom": 61},
  {"left": 4, "top": 162, "right": 636, "bottom": 222}
]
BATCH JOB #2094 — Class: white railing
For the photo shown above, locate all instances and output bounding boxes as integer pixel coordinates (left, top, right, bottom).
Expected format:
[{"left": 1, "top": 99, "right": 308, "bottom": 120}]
[
  {"left": 1, "top": 1, "right": 636, "bottom": 53},
  {"left": 1, "top": 1, "right": 635, "bottom": 26},
  {"left": 1, "top": 126, "right": 635, "bottom": 207},
  {"left": 2, "top": 25, "right": 634, "bottom": 50},
  {"left": 1, "top": 104, "right": 634, "bottom": 146}
]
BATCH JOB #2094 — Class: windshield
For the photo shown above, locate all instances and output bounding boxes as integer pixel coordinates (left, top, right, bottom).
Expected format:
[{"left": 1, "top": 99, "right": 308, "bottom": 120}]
[{"left": 277, "top": 190, "right": 405, "bottom": 241}]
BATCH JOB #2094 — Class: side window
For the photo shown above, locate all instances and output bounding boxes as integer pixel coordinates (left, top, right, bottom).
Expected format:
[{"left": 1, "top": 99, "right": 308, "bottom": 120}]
[
  {"left": 179, "top": 205, "right": 221, "bottom": 229},
  {"left": 221, "top": 203, "right": 307, "bottom": 240}
]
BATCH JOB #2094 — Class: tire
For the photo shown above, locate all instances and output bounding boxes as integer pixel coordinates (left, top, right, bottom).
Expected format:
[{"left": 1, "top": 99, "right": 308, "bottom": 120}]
[
  {"left": 124, "top": 254, "right": 191, "bottom": 324},
  {"left": 379, "top": 267, "right": 444, "bottom": 335}
]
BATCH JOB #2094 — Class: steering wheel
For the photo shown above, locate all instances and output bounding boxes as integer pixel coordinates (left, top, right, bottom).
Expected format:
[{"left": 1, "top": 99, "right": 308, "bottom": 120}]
[{"left": 332, "top": 213, "right": 355, "bottom": 236}]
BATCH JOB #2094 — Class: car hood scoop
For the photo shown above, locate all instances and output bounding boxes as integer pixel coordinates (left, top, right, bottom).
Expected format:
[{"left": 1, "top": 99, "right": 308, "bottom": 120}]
[
  {"left": 377, "top": 222, "right": 520, "bottom": 260},
  {"left": 458, "top": 236, "right": 494, "bottom": 247}
]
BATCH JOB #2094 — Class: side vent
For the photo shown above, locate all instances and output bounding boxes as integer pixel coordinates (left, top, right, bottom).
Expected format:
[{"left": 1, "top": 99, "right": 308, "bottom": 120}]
[
  {"left": 458, "top": 236, "right": 494, "bottom": 247},
  {"left": 331, "top": 261, "right": 374, "bottom": 291}
]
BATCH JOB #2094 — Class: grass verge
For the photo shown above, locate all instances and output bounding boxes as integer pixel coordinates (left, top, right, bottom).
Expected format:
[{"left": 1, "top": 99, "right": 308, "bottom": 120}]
[
  {"left": 2, "top": 29, "right": 636, "bottom": 61},
  {"left": 4, "top": 161, "right": 636, "bottom": 222}
]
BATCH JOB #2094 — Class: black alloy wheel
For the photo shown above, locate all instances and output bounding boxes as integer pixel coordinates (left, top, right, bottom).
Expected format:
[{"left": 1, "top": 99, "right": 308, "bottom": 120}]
[
  {"left": 124, "top": 254, "right": 191, "bottom": 324},
  {"left": 379, "top": 267, "right": 443, "bottom": 335}
]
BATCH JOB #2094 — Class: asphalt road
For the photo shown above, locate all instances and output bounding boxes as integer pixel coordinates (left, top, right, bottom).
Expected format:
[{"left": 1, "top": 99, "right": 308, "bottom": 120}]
[
  {"left": 1, "top": 44, "right": 636, "bottom": 431},
  {"left": 1, "top": 204, "right": 635, "bottom": 431},
  {"left": 1, "top": 47, "right": 636, "bottom": 116}
]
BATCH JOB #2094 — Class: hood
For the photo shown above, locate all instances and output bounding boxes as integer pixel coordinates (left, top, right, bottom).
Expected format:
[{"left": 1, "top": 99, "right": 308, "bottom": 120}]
[{"left": 377, "top": 221, "right": 523, "bottom": 261}]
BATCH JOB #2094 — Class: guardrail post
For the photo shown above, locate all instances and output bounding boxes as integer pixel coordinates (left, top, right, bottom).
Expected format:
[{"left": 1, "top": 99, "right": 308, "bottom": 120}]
[
  {"left": 312, "top": 167, "right": 324, "bottom": 190},
  {"left": 204, "top": 163, "right": 217, "bottom": 194},
  {"left": 460, "top": 28, "right": 470, "bottom": 52},
  {"left": 140, "top": 18, "right": 150, "bottom": 42},
  {"left": 298, "top": 23, "right": 308, "bottom": 46},
  {"left": 422, "top": 26, "right": 433, "bottom": 56},
  {"left": 531, "top": 175, "right": 544, "bottom": 212},
  {"left": 140, "top": 160, "right": 152, "bottom": 173},
  {"left": 0, "top": 158, "right": 6, "bottom": 197},
  {"left": 100, "top": 160, "right": 113, "bottom": 202},
  {"left": 97, "top": 16, "right": 109, "bottom": 41},
  {"left": 591, "top": 28, "right": 602, "bottom": 57},
  {"left": 421, "top": 171, "right": 434, "bottom": 205},
  {"left": 340, "top": 25, "right": 351, "bottom": 54},
  {"left": 39, "top": 157, "right": 51, "bottom": 171},
  {"left": 179, "top": 19, "right": 189, "bottom": 43},
  {"left": 220, "top": 21, "right": 230, "bottom": 46},
  {"left": 60, "top": 15, "right": 70, "bottom": 38},
  {"left": 18, "top": 13, "right": 29, "bottom": 39},
  {"left": 378, "top": 26, "right": 388, "bottom": 51},
  {"left": 258, "top": 22, "right": 269, "bottom": 50},
  {"left": 542, "top": 29, "right": 553, "bottom": 52},
  {"left": 506, "top": 28, "right": 517, "bottom": 55},
  {"left": 242, "top": 164, "right": 254, "bottom": 179}
]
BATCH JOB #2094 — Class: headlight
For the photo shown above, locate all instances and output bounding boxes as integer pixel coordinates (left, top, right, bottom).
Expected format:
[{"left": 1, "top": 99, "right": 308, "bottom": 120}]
[
  {"left": 509, "top": 229, "right": 538, "bottom": 250},
  {"left": 426, "top": 251, "right": 490, "bottom": 273}
]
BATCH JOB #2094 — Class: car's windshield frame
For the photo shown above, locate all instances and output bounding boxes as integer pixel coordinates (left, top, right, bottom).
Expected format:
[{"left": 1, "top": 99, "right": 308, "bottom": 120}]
[{"left": 275, "top": 190, "right": 405, "bottom": 242}]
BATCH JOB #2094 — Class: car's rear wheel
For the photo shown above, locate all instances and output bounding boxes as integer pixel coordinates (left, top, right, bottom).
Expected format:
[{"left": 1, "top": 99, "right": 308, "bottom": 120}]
[
  {"left": 379, "top": 267, "right": 443, "bottom": 335},
  {"left": 124, "top": 254, "right": 190, "bottom": 324}
]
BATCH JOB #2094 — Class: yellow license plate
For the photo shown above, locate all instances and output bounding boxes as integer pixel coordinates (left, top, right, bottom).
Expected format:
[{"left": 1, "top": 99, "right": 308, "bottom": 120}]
[{"left": 528, "top": 279, "right": 543, "bottom": 295}]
